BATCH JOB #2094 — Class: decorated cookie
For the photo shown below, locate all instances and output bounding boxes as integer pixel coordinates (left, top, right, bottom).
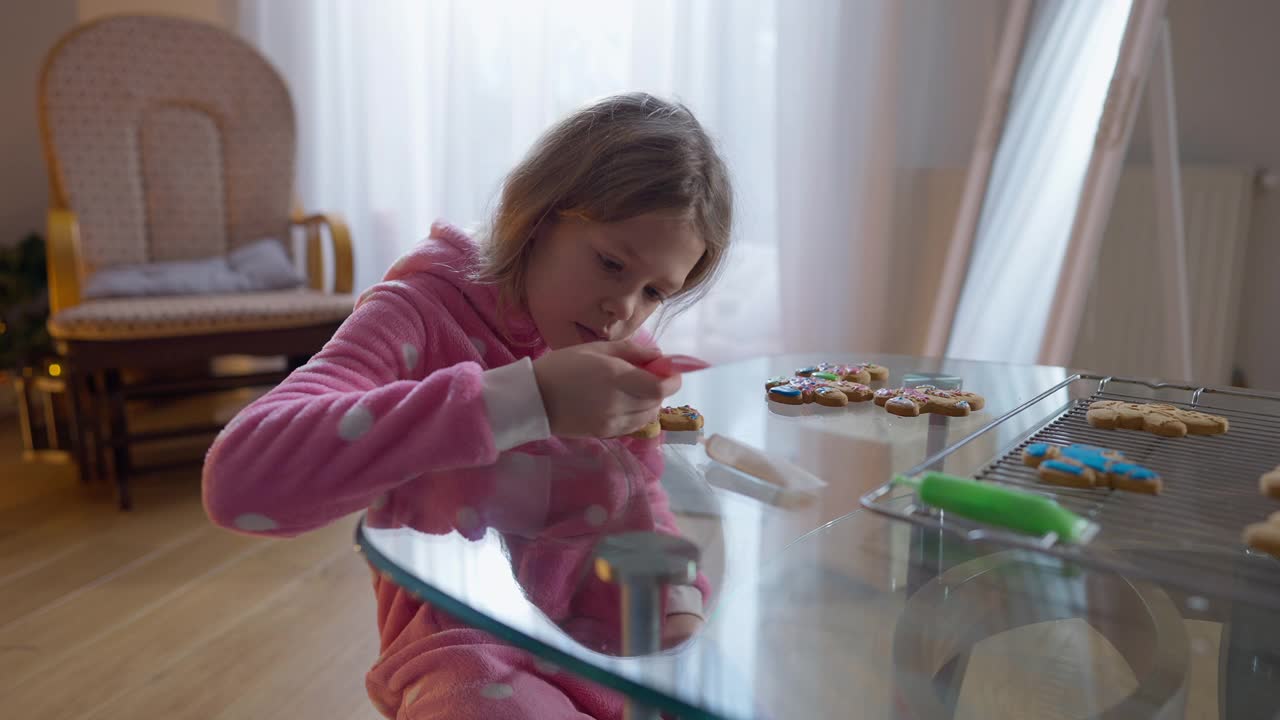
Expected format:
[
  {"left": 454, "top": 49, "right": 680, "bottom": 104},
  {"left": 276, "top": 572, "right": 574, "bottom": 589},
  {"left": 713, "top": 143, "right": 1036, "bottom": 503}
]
[
  {"left": 1261, "top": 468, "right": 1280, "bottom": 500},
  {"left": 855, "top": 363, "right": 890, "bottom": 382},
  {"left": 629, "top": 420, "right": 662, "bottom": 439},
  {"left": 1086, "top": 400, "right": 1228, "bottom": 438},
  {"left": 768, "top": 384, "right": 806, "bottom": 405},
  {"left": 874, "top": 385, "right": 985, "bottom": 418},
  {"left": 822, "top": 379, "right": 875, "bottom": 403},
  {"left": 1021, "top": 442, "right": 1162, "bottom": 494},
  {"left": 812, "top": 386, "right": 849, "bottom": 407},
  {"left": 765, "top": 376, "right": 793, "bottom": 391},
  {"left": 767, "top": 376, "right": 874, "bottom": 407},
  {"left": 1243, "top": 510, "right": 1280, "bottom": 559},
  {"left": 660, "top": 405, "right": 704, "bottom": 432},
  {"left": 795, "top": 362, "right": 890, "bottom": 385}
]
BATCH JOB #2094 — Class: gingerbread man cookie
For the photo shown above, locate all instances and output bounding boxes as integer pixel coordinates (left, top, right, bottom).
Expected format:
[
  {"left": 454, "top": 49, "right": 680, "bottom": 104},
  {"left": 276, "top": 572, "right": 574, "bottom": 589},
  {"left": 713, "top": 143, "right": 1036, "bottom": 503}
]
[
  {"left": 629, "top": 420, "right": 662, "bottom": 439},
  {"left": 873, "top": 385, "right": 985, "bottom": 418},
  {"left": 1243, "top": 511, "right": 1280, "bottom": 559},
  {"left": 659, "top": 405, "right": 704, "bottom": 432},
  {"left": 1259, "top": 466, "right": 1280, "bottom": 500},
  {"left": 796, "top": 362, "right": 889, "bottom": 385},
  {"left": 1240, "top": 464, "right": 1280, "bottom": 557},
  {"left": 1085, "top": 400, "right": 1228, "bottom": 438},
  {"left": 1022, "top": 442, "right": 1162, "bottom": 494},
  {"left": 767, "top": 376, "right": 874, "bottom": 407}
]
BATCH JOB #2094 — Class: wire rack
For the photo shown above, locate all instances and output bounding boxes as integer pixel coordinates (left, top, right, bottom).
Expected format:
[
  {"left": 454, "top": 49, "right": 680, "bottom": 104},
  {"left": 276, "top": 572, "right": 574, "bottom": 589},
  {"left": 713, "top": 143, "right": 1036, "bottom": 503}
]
[{"left": 861, "top": 374, "right": 1280, "bottom": 612}]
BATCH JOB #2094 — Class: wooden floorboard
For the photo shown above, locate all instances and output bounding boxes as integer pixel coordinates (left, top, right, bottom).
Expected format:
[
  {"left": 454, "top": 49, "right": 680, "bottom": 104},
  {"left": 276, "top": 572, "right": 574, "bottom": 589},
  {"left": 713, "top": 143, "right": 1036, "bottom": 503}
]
[{"left": 0, "top": 410, "right": 381, "bottom": 720}]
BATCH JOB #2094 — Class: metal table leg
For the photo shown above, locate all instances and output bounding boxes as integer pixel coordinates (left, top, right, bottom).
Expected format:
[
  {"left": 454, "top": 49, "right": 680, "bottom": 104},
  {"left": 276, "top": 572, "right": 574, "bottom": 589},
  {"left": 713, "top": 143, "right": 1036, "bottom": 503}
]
[{"left": 594, "top": 531, "right": 701, "bottom": 720}]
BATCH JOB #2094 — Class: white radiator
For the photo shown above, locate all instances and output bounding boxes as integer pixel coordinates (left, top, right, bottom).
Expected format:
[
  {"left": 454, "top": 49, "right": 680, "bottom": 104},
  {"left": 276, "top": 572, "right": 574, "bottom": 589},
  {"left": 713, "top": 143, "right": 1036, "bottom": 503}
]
[{"left": 1072, "top": 165, "right": 1256, "bottom": 385}]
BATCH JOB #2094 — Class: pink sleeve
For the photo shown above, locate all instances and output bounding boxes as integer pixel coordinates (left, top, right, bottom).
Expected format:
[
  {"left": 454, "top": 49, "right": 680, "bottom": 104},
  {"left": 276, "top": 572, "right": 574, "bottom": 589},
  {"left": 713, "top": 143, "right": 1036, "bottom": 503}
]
[{"left": 202, "top": 283, "right": 500, "bottom": 537}]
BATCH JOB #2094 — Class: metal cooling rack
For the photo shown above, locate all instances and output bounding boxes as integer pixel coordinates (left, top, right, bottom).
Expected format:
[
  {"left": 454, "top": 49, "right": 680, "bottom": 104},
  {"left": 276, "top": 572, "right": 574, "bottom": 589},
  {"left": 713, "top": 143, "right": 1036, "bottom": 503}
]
[{"left": 861, "top": 374, "right": 1280, "bottom": 612}]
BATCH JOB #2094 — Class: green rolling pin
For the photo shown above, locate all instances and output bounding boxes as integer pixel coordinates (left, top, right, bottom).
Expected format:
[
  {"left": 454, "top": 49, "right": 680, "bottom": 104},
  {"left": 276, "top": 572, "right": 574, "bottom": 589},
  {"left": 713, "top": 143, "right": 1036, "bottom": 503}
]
[{"left": 894, "top": 471, "right": 1099, "bottom": 545}]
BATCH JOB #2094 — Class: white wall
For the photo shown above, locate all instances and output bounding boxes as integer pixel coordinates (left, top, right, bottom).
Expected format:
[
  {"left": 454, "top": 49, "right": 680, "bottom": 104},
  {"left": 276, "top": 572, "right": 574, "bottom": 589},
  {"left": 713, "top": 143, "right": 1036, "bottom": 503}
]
[
  {"left": 0, "top": 0, "right": 236, "bottom": 252},
  {"left": 1128, "top": 0, "right": 1280, "bottom": 390},
  {"left": 0, "top": 0, "right": 78, "bottom": 248}
]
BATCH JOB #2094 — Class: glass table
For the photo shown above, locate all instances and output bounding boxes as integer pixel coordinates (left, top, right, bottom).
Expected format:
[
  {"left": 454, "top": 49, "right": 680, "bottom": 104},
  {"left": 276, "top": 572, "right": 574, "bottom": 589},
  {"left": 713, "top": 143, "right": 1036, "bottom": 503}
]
[{"left": 356, "top": 354, "right": 1280, "bottom": 719}]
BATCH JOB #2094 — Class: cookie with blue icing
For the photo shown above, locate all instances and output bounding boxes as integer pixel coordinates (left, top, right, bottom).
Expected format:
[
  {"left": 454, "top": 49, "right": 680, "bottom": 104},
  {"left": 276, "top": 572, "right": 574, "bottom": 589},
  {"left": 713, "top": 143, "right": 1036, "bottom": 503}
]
[
  {"left": 766, "top": 376, "right": 873, "bottom": 406},
  {"left": 659, "top": 405, "right": 704, "bottom": 432},
  {"left": 1021, "top": 442, "right": 1162, "bottom": 494}
]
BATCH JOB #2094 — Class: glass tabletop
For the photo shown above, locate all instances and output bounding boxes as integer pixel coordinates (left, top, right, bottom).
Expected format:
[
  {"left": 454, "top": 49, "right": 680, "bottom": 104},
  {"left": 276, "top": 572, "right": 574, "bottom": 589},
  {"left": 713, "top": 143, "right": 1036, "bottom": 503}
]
[{"left": 356, "top": 353, "right": 1280, "bottom": 719}]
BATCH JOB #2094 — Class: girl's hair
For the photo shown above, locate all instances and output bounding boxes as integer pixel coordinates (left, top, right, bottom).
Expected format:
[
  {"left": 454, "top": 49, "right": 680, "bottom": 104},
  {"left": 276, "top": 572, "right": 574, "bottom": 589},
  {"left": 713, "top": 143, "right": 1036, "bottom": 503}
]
[{"left": 477, "top": 92, "right": 733, "bottom": 316}]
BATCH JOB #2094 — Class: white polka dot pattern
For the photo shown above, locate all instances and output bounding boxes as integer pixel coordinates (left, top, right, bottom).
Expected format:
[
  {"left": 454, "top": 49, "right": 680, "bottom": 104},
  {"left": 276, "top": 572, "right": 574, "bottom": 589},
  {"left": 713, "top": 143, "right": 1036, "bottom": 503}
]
[
  {"left": 403, "top": 682, "right": 423, "bottom": 705},
  {"left": 339, "top": 405, "right": 374, "bottom": 441},
  {"left": 40, "top": 16, "right": 295, "bottom": 270},
  {"left": 456, "top": 506, "right": 479, "bottom": 529},
  {"left": 584, "top": 505, "right": 608, "bottom": 527},
  {"left": 401, "top": 343, "right": 420, "bottom": 373},
  {"left": 480, "top": 683, "right": 514, "bottom": 700}
]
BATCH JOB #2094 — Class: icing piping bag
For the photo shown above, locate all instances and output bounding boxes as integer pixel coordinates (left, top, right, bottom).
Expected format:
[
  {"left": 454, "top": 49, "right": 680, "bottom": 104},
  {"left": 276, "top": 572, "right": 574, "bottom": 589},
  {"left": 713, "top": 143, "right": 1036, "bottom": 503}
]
[
  {"left": 700, "top": 434, "right": 825, "bottom": 507},
  {"left": 893, "top": 472, "right": 1099, "bottom": 545},
  {"left": 641, "top": 354, "right": 711, "bottom": 377}
]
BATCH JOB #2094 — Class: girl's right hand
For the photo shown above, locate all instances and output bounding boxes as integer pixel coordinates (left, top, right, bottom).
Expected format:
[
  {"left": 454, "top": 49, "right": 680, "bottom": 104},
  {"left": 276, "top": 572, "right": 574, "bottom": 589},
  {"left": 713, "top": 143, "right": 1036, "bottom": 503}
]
[{"left": 532, "top": 340, "right": 682, "bottom": 438}]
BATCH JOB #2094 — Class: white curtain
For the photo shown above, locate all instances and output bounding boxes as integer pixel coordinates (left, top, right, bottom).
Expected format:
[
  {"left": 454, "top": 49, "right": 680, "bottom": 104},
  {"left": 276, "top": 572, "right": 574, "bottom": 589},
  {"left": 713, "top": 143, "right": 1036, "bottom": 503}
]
[
  {"left": 238, "top": 0, "right": 1003, "bottom": 362},
  {"left": 945, "top": 0, "right": 1133, "bottom": 364}
]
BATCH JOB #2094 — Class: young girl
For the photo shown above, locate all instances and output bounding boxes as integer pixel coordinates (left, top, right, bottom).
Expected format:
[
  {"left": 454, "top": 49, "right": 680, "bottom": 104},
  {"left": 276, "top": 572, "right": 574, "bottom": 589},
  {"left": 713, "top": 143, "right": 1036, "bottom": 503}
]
[{"left": 203, "top": 92, "right": 733, "bottom": 719}]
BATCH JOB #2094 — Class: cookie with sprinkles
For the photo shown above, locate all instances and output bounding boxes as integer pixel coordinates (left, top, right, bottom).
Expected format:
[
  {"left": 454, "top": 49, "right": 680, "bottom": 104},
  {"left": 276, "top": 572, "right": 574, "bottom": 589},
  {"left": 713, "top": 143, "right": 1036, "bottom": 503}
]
[
  {"left": 874, "top": 385, "right": 984, "bottom": 417},
  {"left": 797, "top": 361, "right": 889, "bottom": 385},
  {"left": 659, "top": 405, "right": 704, "bottom": 432}
]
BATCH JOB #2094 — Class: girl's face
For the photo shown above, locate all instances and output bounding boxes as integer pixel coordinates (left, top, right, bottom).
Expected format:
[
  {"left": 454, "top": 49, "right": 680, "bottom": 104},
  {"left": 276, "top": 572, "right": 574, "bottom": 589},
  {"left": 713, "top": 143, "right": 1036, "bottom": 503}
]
[{"left": 524, "top": 213, "right": 705, "bottom": 350}]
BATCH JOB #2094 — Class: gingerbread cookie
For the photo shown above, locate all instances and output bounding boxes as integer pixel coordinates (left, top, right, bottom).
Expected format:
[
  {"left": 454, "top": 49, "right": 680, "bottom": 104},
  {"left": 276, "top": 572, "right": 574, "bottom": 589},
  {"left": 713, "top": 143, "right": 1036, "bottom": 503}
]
[
  {"left": 1260, "top": 467, "right": 1280, "bottom": 499},
  {"left": 629, "top": 420, "right": 662, "bottom": 439},
  {"left": 874, "top": 385, "right": 985, "bottom": 418},
  {"left": 1022, "top": 442, "right": 1162, "bottom": 494},
  {"left": 822, "top": 379, "right": 875, "bottom": 403},
  {"left": 1085, "top": 400, "right": 1228, "bottom": 438},
  {"left": 796, "top": 362, "right": 889, "bottom": 385},
  {"left": 767, "top": 376, "right": 874, "bottom": 407},
  {"left": 812, "top": 386, "right": 849, "bottom": 407},
  {"left": 1243, "top": 509, "right": 1280, "bottom": 559},
  {"left": 660, "top": 405, "right": 704, "bottom": 432},
  {"left": 767, "top": 384, "right": 806, "bottom": 405}
]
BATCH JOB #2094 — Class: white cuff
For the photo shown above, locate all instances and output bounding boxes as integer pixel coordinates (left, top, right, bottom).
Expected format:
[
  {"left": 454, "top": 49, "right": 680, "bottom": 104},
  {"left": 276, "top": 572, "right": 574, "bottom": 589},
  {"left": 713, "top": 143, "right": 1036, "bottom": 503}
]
[
  {"left": 482, "top": 357, "right": 552, "bottom": 452},
  {"left": 665, "top": 585, "right": 704, "bottom": 619}
]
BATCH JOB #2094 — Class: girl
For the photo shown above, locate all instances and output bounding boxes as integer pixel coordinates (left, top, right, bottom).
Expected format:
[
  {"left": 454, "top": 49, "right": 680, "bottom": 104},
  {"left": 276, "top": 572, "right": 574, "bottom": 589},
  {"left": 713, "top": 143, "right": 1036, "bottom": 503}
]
[{"left": 203, "top": 92, "right": 733, "bottom": 719}]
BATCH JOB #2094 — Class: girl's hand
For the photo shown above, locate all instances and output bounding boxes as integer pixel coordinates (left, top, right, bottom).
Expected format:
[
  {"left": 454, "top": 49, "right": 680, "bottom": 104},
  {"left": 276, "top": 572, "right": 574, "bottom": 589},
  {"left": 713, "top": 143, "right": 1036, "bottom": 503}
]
[
  {"left": 533, "top": 340, "right": 682, "bottom": 438},
  {"left": 662, "top": 612, "right": 704, "bottom": 649}
]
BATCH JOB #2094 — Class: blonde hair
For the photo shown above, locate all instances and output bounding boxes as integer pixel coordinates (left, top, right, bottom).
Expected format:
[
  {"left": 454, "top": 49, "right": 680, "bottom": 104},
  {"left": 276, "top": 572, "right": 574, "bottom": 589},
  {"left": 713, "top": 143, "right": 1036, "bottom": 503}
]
[{"left": 477, "top": 92, "right": 733, "bottom": 317}]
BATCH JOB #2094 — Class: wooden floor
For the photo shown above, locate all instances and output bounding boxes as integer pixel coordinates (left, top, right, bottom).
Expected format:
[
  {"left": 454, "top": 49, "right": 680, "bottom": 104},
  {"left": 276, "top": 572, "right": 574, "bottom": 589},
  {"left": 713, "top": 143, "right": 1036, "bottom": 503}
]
[{"left": 0, "top": 409, "right": 382, "bottom": 719}]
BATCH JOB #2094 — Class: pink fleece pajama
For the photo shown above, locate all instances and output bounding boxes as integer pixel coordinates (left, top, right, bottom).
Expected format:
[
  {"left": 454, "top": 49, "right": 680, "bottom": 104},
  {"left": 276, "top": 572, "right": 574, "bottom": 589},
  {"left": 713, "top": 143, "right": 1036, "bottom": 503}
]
[{"left": 202, "top": 222, "right": 707, "bottom": 719}]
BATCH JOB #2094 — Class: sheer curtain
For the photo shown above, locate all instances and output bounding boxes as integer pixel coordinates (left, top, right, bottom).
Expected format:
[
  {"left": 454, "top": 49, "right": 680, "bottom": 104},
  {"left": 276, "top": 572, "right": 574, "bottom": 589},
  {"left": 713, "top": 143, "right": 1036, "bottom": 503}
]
[
  {"left": 945, "top": 0, "right": 1134, "bottom": 364},
  {"left": 237, "top": 0, "right": 1003, "bottom": 362}
]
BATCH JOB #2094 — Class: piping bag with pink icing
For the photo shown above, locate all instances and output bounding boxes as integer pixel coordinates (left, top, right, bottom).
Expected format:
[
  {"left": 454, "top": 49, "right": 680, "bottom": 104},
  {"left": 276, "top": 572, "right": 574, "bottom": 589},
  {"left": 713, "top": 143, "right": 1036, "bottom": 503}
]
[{"left": 640, "top": 354, "right": 711, "bottom": 377}]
